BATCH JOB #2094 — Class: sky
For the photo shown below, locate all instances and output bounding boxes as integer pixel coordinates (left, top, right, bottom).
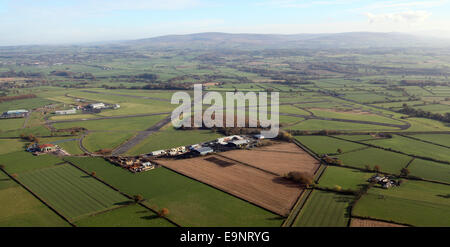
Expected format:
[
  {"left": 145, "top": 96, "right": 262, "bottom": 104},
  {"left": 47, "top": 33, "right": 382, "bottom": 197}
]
[{"left": 0, "top": 0, "right": 450, "bottom": 45}]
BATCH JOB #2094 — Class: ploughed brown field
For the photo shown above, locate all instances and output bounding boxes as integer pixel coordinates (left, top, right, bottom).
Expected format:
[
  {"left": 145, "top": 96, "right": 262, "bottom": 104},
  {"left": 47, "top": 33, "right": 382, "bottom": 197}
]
[
  {"left": 157, "top": 154, "right": 303, "bottom": 216},
  {"left": 350, "top": 218, "right": 406, "bottom": 227},
  {"left": 218, "top": 143, "right": 321, "bottom": 176}
]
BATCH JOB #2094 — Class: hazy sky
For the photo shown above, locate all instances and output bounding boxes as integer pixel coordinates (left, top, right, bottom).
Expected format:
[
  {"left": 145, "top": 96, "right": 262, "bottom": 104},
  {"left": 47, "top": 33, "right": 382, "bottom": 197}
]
[{"left": 1, "top": 0, "right": 450, "bottom": 45}]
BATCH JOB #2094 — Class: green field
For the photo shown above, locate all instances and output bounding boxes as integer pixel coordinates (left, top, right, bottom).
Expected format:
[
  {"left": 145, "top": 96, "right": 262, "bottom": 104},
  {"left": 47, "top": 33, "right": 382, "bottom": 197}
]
[
  {"left": 19, "top": 164, "right": 130, "bottom": 221},
  {"left": 410, "top": 134, "right": 450, "bottom": 147},
  {"left": 65, "top": 157, "right": 283, "bottom": 227},
  {"left": 364, "top": 135, "right": 450, "bottom": 163},
  {"left": 335, "top": 148, "right": 412, "bottom": 174},
  {"left": 286, "top": 119, "right": 398, "bottom": 131},
  {"left": 57, "top": 140, "right": 84, "bottom": 155},
  {"left": 83, "top": 131, "right": 136, "bottom": 152},
  {"left": 352, "top": 180, "right": 450, "bottom": 226},
  {"left": 0, "top": 151, "right": 63, "bottom": 174},
  {"left": 52, "top": 114, "right": 168, "bottom": 131},
  {"left": 0, "top": 171, "right": 69, "bottom": 226},
  {"left": 308, "top": 108, "right": 404, "bottom": 125},
  {"left": 318, "top": 166, "right": 374, "bottom": 191},
  {"left": 408, "top": 158, "right": 450, "bottom": 184},
  {"left": 0, "top": 97, "right": 56, "bottom": 112},
  {"left": 74, "top": 204, "right": 174, "bottom": 227},
  {"left": 0, "top": 139, "right": 27, "bottom": 155},
  {"left": 0, "top": 118, "right": 25, "bottom": 131},
  {"left": 293, "top": 190, "right": 353, "bottom": 227},
  {"left": 294, "top": 136, "right": 365, "bottom": 155}
]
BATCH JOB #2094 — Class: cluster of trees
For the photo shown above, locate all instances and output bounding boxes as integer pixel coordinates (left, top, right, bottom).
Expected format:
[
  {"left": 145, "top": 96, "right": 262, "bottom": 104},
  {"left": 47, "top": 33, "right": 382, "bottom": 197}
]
[
  {"left": 50, "top": 71, "right": 96, "bottom": 80},
  {"left": 399, "top": 80, "right": 447, "bottom": 87},
  {"left": 284, "top": 171, "right": 314, "bottom": 187},
  {"left": 399, "top": 104, "right": 450, "bottom": 123},
  {"left": 0, "top": 94, "right": 36, "bottom": 103},
  {"left": 322, "top": 156, "right": 343, "bottom": 166},
  {"left": 0, "top": 70, "right": 43, "bottom": 78},
  {"left": 20, "top": 133, "right": 40, "bottom": 143}
]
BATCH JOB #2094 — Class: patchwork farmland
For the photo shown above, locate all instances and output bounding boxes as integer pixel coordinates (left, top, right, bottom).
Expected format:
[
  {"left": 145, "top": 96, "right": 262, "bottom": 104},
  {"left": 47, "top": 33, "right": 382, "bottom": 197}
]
[
  {"left": 157, "top": 154, "right": 303, "bottom": 216},
  {"left": 1, "top": 33, "right": 450, "bottom": 228}
]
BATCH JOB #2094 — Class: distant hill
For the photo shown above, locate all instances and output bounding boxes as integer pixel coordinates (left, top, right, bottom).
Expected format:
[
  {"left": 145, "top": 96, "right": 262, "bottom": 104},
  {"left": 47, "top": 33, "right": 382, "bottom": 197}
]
[{"left": 123, "top": 32, "right": 449, "bottom": 50}]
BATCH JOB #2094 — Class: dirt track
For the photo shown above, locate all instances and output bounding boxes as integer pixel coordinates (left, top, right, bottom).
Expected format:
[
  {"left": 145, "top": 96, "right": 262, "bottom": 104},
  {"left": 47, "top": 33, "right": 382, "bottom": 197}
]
[{"left": 157, "top": 155, "right": 303, "bottom": 216}]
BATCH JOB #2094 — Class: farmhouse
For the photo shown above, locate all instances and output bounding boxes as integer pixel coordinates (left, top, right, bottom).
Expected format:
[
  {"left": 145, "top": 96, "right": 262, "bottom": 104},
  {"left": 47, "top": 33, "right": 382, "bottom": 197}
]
[
  {"left": 38, "top": 144, "right": 57, "bottom": 153},
  {"left": 368, "top": 175, "right": 400, "bottom": 189},
  {"left": 55, "top": 108, "right": 76, "bottom": 115}
]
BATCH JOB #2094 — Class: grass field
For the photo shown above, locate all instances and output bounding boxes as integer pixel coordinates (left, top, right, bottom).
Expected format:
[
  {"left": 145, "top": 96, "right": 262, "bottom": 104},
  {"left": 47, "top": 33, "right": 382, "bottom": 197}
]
[
  {"left": 364, "top": 135, "right": 450, "bottom": 163},
  {"left": 335, "top": 148, "right": 411, "bottom": 174},
  {"left": 294, "top": 136, "right": 365, "bottom": 155},
  {"left": 0, "top": 151, "right": 63, "bottom": 174},
  {"left": 352, "top": 179, "right": 450, "bottom": 226},
  {"left": 308, "top": 108, "right": 404, "bottom": 125},
  {"left": 0, "top": 118, "right": 25, "bottom": 131},
  {"left": 74, "top": 204, "right": 174, "bottom": 227},
  {"left": 83, "top": 131, "right": 136, "bottom": 152},
  {"left": 19, "top": 164, "right": 130, "bottom": 221},
  {"left": 57, "top": 140, "right": 84, "bottom": 155},
  {"left": 293, "top": 190, "right": 353, "bottom": 227},
  {"left": 408, "top": 158, "right": 450, "bottom": 184},
  {"left": 409, "top": 134, "right": 450, "bottom": 147},
  {"left": 286, "top": 119, "right": 398, "bottom": 131},
  {"left": 65, "top": 157, "right": 284, "bottom": 227},
  {"left": 318, "top": 166, "right": 374, "bottom": 191},
  {"left": 52, "top": 114, "right": 168, "bottom": 131},
  {"left": 0, "top": 97, "right": 56, "bottom": 112},
  {"left": 0, "top": 171, "right": 69, "bottom": 226},
  {"left": 0, "top": 139, "right": 27, "bottom": 155},
  {"left": 338, "top": 135, "right": 378, "bottom": 141},
  {"left": 0, "top": 125, "right": 52, "bottom": 138}
]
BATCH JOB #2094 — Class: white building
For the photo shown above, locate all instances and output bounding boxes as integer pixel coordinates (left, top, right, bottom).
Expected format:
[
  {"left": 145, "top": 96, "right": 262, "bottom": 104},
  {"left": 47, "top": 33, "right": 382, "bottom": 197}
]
[
  {"left": 55, "top": 108, "right": 76, "bottom": 115},
  {"left": 88, "top": 103, "right": 105, "bottom": 109}
]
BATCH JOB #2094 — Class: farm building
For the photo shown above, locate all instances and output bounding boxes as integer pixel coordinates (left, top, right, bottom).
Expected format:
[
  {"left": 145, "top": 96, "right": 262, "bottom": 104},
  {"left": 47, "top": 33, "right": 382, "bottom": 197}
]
[
  {"left": 193, "top": 147, "right": 214, "bottom": 155},
  {"left": 217, "top": 135, "right": 244, "bottom": 145},
  {"left": 1, "top": 109, "right": 29, "bottom": 118},
  {"left": 6, "top": 109, "right": 29, "bottom": 115},
  {"left": 87, "top": 103, "right": 106, "bottom": 109},
  {"left": 150, "top": 150, "right": 166, "bottom": 156},
  {"left": 55, "top": 108, "right": 76, "bottom": 115},
  {"left": 254, "top": 134, "right": 265, "bottom": 140},
  {"left": 38, "top": 144, "right": 57, "bottom": 152},
  {"left": 229, "top": 139, "right": 250, "bottom": 148}
]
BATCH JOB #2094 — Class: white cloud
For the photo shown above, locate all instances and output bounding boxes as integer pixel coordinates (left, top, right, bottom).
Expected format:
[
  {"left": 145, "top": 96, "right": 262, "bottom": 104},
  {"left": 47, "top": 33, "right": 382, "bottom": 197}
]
[
  {"left": 366, "top": 10, "right": 431, "bottom": 24},
  {"left": 362, "top": 0, "right": 448, "bottom": 11}
]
